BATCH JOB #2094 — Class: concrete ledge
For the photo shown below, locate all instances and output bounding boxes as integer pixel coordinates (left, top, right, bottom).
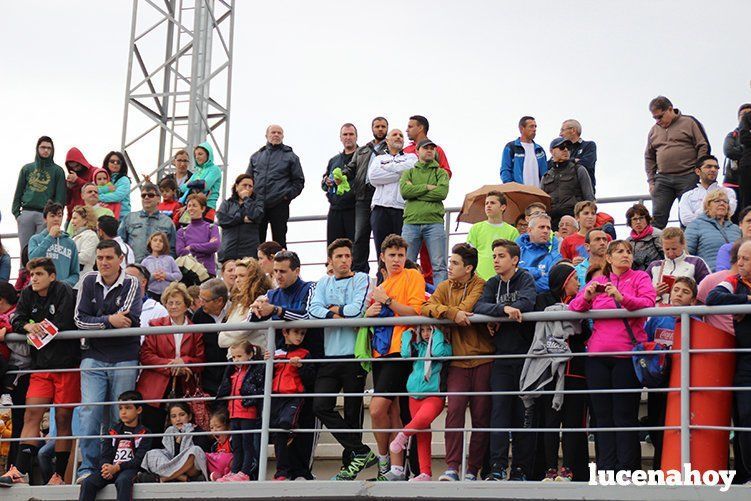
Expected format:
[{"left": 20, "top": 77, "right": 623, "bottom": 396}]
[{"left": 2, "top": 481, "right": 745, "bottom": 501}]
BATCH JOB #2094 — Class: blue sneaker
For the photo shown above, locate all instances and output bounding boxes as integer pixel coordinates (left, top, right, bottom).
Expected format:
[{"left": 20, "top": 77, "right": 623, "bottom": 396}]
[
  {"left": 438, "top": 470, "right": 459, "bottom": 481},
  {"left": 486, "top": 465, "right": 507, "bottom": 481}
]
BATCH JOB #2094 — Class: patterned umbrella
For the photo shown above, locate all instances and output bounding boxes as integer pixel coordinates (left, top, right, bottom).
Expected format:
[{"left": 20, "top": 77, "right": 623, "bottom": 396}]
[{"left": 456, "top": 183, "right": 551, "bottom": 225}]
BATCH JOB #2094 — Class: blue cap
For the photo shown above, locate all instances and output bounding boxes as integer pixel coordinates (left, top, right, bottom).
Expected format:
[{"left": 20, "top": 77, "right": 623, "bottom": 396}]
[{"left": 550, "top": 137, "right": 572, "bottom": 149}]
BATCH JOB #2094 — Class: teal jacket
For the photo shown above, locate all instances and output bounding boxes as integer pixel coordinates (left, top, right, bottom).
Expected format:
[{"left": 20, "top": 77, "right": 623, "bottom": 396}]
[
  {"left": 12, "top": 149, "right": 66, "bottom": 217},
  {"left": 181, "top": 141, "right": 222, "bottom": 209},
  {"left": 399, "top": 160, "right": 449, "bottom": 225},
  {"left": 28, "top": 230, "right": 80, "bottom": 288},
  {"left": 400, "top": 327, "right": 452, "bottom": 398},
  {"left": 98, "top": 174, "right": 132, "bottom": 218}
]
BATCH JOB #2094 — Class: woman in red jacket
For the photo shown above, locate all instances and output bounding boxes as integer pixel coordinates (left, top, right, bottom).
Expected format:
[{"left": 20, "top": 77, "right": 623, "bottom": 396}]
[{"left": 137, "top": 282, "right": 205, "bottom": 434}]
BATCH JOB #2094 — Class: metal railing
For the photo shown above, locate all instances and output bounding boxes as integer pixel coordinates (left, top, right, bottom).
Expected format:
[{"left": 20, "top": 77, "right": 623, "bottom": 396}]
[{"left": 3, "top": 302, "right": 746, "bottom": 482}]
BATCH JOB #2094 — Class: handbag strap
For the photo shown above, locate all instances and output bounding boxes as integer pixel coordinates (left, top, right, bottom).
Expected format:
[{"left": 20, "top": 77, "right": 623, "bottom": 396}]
[{"left": 613, "top": 300, "right": 639, "bottom": 347}]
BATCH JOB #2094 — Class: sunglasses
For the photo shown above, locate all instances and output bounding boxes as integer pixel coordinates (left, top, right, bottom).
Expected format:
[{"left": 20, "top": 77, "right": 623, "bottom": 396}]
[
  {"left": 141, "top": 193, "right": 158, "bottom": 199},
  {"left": 109, "top": 159, "right": 122, "bottom": 165}
]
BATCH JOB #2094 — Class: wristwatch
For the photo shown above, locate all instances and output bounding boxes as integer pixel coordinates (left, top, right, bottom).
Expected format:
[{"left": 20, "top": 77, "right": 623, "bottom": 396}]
[{"left": 384, "top": 298, "right": 393, "bottom": 307}]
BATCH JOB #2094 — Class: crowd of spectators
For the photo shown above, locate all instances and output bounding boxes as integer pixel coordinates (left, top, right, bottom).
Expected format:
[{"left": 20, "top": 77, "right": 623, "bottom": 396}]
[{"left": 1, "top": 99, "right": 751, "bottom": 490}]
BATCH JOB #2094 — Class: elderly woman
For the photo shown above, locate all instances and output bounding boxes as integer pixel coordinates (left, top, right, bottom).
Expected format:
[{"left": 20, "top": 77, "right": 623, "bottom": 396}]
[
  {"left": 218, "top": 257, "right": 272, "bottom": 350},
  {"left": 569, "top": 240, "right": 655, "bottom": 473},
  {"left": 137, "top": 282, "right": 205, "bottom": 434},
  {"left": 177, "top": 193, "right": 221, "bottom": 276},
  {"left": 685, "top": 190, "right": 741, "bottom": 271},
  {"left": 69, "top": 205, "right": 100, "bottom": 288},
  {"left": 625, "top": 203, "right": 663, "bottom": 271},
  {"left": 715, "top": 206, "right": 751, "bottom": 271}
]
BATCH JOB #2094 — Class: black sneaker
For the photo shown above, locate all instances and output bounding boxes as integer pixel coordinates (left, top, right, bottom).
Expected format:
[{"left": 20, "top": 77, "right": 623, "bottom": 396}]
[
  {"left": 485, "top": 465, "right": 507, "bottom": 481},
  {"left": 509, "top": 467, "right": 527, "bottom": 481},
  {"left": 331, "top": 450, "right": 377, "bottom": 480},
  {"left": 136, "top": 471, "right": 159, "bottom": 483}
]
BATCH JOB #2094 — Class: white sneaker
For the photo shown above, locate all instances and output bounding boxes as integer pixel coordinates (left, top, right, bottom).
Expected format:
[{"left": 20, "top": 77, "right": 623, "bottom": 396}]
[
  {"left": 75, "top": 472, "right": 91, "bottom": 485},
  {"left": 0, "top": 394, "right": 12, "bottom": 406}
]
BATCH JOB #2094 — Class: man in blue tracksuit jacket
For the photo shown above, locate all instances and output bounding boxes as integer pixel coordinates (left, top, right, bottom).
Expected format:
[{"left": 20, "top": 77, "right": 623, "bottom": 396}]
[
  {"left": 516, "top": 214, "right": 562, "bottom": 292},
  {"left": 249, "top": 250, "right": 320, "bottom": 480},
  {"left": 500, "top": 116, "right": 548, "bottom": 185}
]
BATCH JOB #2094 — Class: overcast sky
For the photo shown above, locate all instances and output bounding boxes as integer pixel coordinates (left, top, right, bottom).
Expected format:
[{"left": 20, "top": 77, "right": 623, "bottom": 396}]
[{"left": 3, "top": 0, "right": 750, "bottom": 264}]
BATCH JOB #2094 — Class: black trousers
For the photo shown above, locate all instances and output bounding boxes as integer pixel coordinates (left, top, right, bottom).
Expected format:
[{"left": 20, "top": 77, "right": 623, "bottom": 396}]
[
  {"left": 79, "top": 468, "right": 138, "bottom": 501},
  {"left": 313, "top": 360, "right": 367, "bottom": 459},
  {"left": 586, "top": 356, "right": 642, "bottom": 472},
  {"left": 352, "top": 201, "right": 372, "bottom": 273},
  {"left": 646, "top": 386, "right": 667, "bottom": 470},
  {"left": 230, "top": 418, "right": 259, "bottom": 478},
  {"left": 259, "top": 203, "right": 290, "bottom": 248},
  {"left": 271, "top": 397, "right": 304, "bottom": 478},
  {"left": 733, "top": 361, "right": 751, "bottom": 481},
  {"left": 8, "top": 374, "right": 30, "bottom": 463},
  {"left": 327, "top": 207, "right": 356, "bottom": 245},
  {"left": 489, "top": 361, "right": 536, "bottom": 477},
  {"left": 540, "top": 376, "right": 589, "bottom": 481},
  {"left": 140, "top": 405, "right": 167, "bottom": 437},
  {"left": 370, "top": 205, "right": 403, "bottom": 260}
]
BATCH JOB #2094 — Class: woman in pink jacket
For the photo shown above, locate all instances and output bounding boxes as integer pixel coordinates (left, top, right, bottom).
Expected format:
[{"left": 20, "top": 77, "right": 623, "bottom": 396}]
[{"left": 569, "top": 239, "right": 655, "bottom": 473}]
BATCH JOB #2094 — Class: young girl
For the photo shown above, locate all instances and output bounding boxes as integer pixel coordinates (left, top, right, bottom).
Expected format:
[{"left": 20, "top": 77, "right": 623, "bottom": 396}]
[
  {"left": 643, "top": 276, "right": 697, "bottom": 469},
  {"left": 215, "top": 341, "right": 265, "bottom": 482},
  {"left": 92, "top": 167, "right": 121, "bottom": 219},
  {"left": 207, "top": 409, "right": 232, "bottom": 481},
  {"left": 141, "top": 402, "right": 209, "bottom": 482},
  {"left": 141, "top": 232, "right": 182, "bottom": 301},
  {"left": 177, "top": 193, "right": 221, "bottom": 276},
  {"left": 389, "top": 325, "right": 452, "bottom": 481}
]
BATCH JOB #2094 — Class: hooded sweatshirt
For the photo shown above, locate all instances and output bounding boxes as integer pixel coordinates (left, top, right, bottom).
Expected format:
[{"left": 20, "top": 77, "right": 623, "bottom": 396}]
[
  {"left": 516, "top": 233, "right": 563, "bottom": 292},
  {"left": 98, "top": 168, "right": 132, "bottom": 218},
  {"left": 27, "top": 229, "right": 80, "bottom": 288},
  {"left": 92, "top": 167, "right": 121, "bottom": 219},
  {"left": 473, "top": 268, "right": 537, "bottom": 357},
  {"left": 422, "top": 273, "right": 492, "bottom": 368},
  {"left": 64, "top": 147, "right": 96, "bottom": 217},
  {"left": 12, "top": 139, "right": 67, "bottom": 217},
  {"left": 180, "top": 142, "right": 222, "bottom": 210},
  {"left": 399, "top": 159, "right": 450, "bottom": 225},
  {"left": 400, "top": 327, "right": 453, "bottom": 397},
  {"left": 569, "top": 268, "right": 656, "bottom": 355}
]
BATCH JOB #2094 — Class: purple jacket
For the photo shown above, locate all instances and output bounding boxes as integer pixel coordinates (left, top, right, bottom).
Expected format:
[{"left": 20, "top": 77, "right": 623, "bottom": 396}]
[
  {"left": 176, "top": 219, "right": 221, "bottom": 275},
  {"left": 569, "top": 268, "right": 655, "bottom": 355}
]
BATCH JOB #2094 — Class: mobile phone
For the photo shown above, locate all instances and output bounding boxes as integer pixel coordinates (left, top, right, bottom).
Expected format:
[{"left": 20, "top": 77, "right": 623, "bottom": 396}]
[{"left": 595, "top": 283, "right": 607, "bottom": 293}]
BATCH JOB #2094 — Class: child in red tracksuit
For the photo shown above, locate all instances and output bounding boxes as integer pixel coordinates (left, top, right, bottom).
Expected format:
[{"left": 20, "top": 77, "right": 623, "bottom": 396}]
[{"left": 268, "top": 328, "right": 314, "bottom": 480}]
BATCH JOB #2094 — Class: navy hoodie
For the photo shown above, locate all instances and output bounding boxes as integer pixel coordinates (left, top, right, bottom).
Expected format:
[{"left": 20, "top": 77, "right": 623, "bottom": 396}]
[{"left": 473, "top": 268, "right": 537, "bottom": 358}]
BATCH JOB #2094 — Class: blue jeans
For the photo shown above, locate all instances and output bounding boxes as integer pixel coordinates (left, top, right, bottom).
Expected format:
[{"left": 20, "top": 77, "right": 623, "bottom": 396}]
[
  {"left": 402, "top": 223, "right": 447, "bottom": 284},
  {"left": 77, "top": 358, "right": 139, "bottom": 477}
]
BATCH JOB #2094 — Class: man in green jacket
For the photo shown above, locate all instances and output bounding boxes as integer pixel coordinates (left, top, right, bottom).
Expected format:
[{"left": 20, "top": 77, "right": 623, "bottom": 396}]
[
  {"left": 12, "top": 136, "right": 67, "bottom": 250},
  {"left": 399, "top": 139, "right": 450, "bottom": 283}
]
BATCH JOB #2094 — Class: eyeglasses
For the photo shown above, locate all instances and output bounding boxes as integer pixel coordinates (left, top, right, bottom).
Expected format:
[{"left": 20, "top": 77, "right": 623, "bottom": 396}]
[
  {"left": 108, "top": 159, "right": 122, "bottom": 165},
  {"left": 710, "top": 199, "right": 729, "bottom": 205},
  {"left": 652, "top": 112, "right": 665, "bottom": 122},
  {"left": 630, "top": 216, "right": 647, "bottom": 222},
  {"left": 200, "top": 295, "right": 220, "bottom": 303},
  {"left": 165, "top": 300, "right": 186, "bottom": 307},
  {"left": 141, "top": 193, "right": 158, "bottom": 199}
]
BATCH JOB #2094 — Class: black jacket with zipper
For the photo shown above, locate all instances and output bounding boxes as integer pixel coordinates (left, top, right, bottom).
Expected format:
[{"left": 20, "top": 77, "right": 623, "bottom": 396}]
[{"left": 11, "top": 280, "right": 79, "bottom": 369}]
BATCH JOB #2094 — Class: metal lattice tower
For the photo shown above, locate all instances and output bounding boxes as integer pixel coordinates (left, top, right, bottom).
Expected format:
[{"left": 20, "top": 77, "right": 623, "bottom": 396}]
[{"left": 120, "top": 0, "right": 234, "bottom": 198}]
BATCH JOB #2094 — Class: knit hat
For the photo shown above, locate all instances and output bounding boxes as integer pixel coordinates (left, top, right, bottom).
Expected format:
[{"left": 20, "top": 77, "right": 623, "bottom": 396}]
[{"left": 548, "top": 262, "right": 577, "bottom": 301}]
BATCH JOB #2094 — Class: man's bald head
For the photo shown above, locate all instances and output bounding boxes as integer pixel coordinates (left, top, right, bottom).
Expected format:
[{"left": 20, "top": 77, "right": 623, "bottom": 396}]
[
  {"left": 737, "top": 240, "right": 751, "bottom": 279},
  {"left": 266, "top": 124, "right": 284, "bottom": 145},
  {"left": 385, "top": 129, "right": 405, "bottom": 153}
]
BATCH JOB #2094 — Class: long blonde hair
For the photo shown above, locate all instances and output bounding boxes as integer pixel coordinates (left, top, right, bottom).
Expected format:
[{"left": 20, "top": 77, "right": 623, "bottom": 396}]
[
  {"left": 229, "top": 257, "right": 272, "bottom": 314},
  {"left": 72, "top": 205, "right": 98, "bottom": 232}
]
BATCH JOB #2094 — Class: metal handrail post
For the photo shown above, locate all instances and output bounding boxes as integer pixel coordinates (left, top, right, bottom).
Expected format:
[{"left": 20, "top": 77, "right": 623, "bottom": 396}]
[
  {"left": 460, "top": 429, "right": 467, "bottom": 480},
  {"left": 680, "top": 313, "right": 691, "bottom": 465},
  {"left": 444, "top": 209, "right": 452, "bottom": 258},
  {"left": 257, "top": 325, "right": 276, "bottom": 481}
]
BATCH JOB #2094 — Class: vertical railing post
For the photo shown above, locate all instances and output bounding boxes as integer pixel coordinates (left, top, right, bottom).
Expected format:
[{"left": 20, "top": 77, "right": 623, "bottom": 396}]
[
  {"left": 680, "top": 313, "right": 691, "bottom": 465},
  {"left": 460, "top": 428, "right": 467, "bottom": 480},
  {"left": 258, "top": 324, "right": 276, "bottom": 481},
  {"left": 445, "top": 210, "right": 452, "bottom": 259}
]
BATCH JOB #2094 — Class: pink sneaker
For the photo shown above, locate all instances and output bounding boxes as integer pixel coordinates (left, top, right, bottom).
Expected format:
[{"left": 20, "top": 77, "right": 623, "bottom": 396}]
[
  {"left": 215, "top": 472, "right": 238, "bottom": 483},
  {"left": 228, "top": 472, "right": 250, "bottom": 482},
  {"left": 389, "top": 432, "right": 409, "bottom": 454},
  {"left": 410, "top": 473, "right": 432, "bottom": 482}
]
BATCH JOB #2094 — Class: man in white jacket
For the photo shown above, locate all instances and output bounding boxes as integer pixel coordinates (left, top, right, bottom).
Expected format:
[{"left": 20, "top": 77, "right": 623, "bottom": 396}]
[
  {"left": 367, "top": 129, "right": 417, "bottom": 255},
  {"left": 678, "top": 155, "right": 737, "bottom": 227}
]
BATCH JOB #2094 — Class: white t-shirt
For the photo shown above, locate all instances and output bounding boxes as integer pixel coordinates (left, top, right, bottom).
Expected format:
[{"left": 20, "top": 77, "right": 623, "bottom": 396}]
[{"left": 521, "top": 141, "right": 540, "bottom": 187}]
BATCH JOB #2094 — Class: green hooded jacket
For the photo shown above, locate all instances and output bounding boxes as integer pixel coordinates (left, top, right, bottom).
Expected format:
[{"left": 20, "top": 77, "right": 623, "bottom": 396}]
[
  {"left": 399, "top": 159, "right": 449, "bottom": 224},
  {"left": 180, "top": 141, "right": 222, "bottom": 209},
  {"left": 12, "top": 142, "right": 67, "bottom": 217}
]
